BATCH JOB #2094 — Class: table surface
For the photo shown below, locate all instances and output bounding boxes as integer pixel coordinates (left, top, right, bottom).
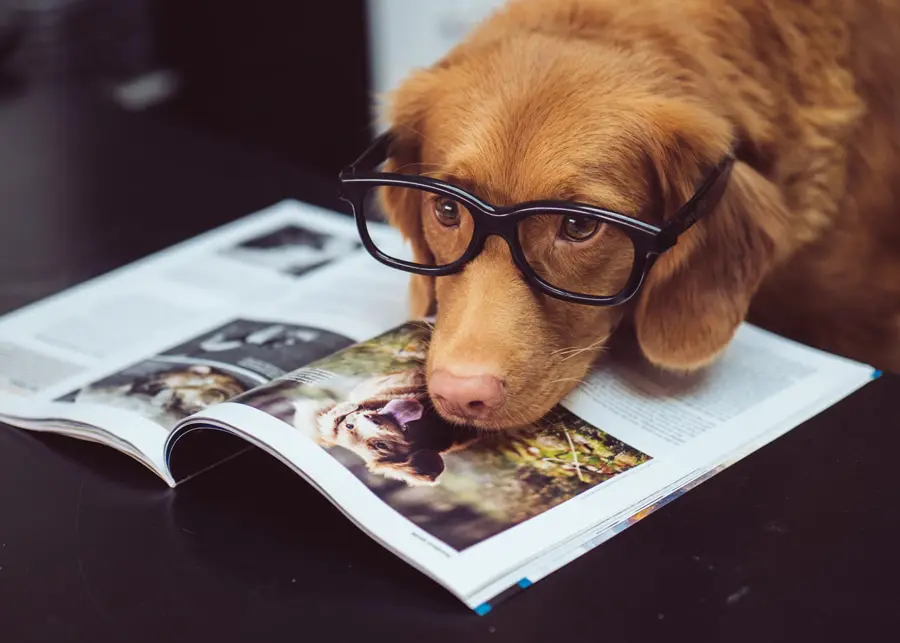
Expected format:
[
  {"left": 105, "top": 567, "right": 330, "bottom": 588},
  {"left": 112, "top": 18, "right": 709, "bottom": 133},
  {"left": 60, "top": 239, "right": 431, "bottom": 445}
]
[{"left": 1, "top": 83, "right": 899, "bottom": 643}]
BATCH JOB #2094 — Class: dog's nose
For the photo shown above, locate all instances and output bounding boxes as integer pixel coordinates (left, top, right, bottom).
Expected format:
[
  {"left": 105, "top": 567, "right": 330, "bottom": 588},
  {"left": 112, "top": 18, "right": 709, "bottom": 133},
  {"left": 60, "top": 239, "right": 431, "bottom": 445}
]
[{"left": 429, "top": 369, "right": 506, "bottom": 420}]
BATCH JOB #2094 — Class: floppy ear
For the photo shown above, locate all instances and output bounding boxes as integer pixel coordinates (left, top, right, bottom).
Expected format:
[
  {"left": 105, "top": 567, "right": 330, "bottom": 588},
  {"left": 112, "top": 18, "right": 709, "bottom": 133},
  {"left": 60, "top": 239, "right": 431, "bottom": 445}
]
[
  {"left": 368, "top": 449, "right": 445, "bottom": 486},
  {"left": 407, "top": 449, "right": 446, "bottom": 484},
  {"left": 379, "top": 148, "right": 436, "bottom": 318},
  {"left": 633, "top": 103, "right": 792, "bottom": 371},
  {"left": 376, "top": 70, "right": 445, "bottom": 319},
  {"left": 380, "top": 397, "right": 425, "bottom": 426}
]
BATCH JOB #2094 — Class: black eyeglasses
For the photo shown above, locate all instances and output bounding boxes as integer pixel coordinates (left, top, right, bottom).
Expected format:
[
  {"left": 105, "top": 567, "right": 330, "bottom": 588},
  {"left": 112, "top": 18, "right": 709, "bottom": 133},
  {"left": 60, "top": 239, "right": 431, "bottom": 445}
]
[{"left": 338, "top": 132, "right": 734, "bottom": 306}]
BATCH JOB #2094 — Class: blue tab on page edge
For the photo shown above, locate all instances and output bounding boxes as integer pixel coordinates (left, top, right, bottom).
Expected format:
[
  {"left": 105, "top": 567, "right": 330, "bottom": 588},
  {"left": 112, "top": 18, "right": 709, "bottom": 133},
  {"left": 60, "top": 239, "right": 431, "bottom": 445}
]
[{"left": 474, "top": 603, "right": 492, "bottom": 616}]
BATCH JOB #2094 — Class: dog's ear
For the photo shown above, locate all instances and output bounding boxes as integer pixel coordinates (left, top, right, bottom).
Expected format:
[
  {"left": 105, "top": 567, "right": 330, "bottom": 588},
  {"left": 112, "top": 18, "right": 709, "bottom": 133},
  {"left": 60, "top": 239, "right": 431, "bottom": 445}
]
[
  {"left": 381, "top": 397, "right": 425, "bottom": 425},
  {"left": 376, "top": 70, "right": 445, "bottom": 319},
  {"left": 633, "top": 101, "right": 792, "bottom": 371},
  {"left": 368, "top": 448, "right": 445, "bottom": 486},
  {"left": 408, "top": 449, "right": 445, "bottom": 484}
]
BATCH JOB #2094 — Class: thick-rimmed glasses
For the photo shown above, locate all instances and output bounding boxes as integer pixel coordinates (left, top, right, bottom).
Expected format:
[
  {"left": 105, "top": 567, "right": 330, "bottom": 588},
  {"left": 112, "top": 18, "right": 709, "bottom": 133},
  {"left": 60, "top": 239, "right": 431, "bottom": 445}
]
[{"left": 338, "top": 132, "right": 734, "bottom": 306}]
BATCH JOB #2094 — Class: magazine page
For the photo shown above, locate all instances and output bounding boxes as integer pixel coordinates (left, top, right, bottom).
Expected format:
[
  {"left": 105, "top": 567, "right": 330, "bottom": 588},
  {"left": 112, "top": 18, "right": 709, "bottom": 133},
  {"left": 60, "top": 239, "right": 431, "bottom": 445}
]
[
  {"left": 463, "top": 356, "right": 871, "bottom": 612},
  {"left": 465, "top": 339, "right": 878, "bottom": 613},
  {"left": 0, "top": 200, "right": 411, "bottom": 483},
  {"left": 458, "top": 325, "right": 875, "bottom": 608},
  {"left": 178, "top": 320, "right": 875, "bottom": 609}
]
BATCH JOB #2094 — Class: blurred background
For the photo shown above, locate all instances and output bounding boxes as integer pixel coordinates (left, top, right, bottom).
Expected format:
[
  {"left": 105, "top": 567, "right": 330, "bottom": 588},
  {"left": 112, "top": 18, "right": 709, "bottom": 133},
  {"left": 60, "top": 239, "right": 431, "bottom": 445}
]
[{"left": 0, "top": 0, "right": 506, "bottom": 182}]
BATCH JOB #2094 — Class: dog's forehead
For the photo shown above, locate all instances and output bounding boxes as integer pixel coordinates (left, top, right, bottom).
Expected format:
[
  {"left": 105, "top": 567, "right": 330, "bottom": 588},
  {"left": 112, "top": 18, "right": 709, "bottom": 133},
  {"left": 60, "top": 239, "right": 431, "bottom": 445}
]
[
  {"left": 423, "top": 88, "right": 649, "bottom": 210},
  {"left": 423, "top": 106, "right": 578, "bottom": 201}
]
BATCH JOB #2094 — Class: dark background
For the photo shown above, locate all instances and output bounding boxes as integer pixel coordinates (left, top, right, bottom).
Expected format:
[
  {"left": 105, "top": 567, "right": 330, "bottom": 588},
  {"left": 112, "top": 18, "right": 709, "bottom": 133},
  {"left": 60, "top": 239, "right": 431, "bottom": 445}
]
[
  {"left": 0, "top": 0, "right": 374, "bottom": 180},
  {"left": 149, "top": 0, "right": 374, "bottom": 178}
]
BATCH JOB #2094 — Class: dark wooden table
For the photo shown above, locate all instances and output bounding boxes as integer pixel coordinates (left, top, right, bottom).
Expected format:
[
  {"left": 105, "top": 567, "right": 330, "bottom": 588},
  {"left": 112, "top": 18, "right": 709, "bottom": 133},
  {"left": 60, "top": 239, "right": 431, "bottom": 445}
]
[{"left": 1, "top": 83, "right": 898, "bottom": 643}]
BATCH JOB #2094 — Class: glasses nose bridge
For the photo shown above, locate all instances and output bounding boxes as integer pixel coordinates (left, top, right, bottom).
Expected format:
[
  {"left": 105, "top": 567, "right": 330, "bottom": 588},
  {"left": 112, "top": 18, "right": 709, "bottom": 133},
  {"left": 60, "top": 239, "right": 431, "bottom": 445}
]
[
  {"left": 480, "top": 215, "right": 515, "bottom": 240},
  {"left": 470, "top": 210, "right": 532, "bottom": 278}
]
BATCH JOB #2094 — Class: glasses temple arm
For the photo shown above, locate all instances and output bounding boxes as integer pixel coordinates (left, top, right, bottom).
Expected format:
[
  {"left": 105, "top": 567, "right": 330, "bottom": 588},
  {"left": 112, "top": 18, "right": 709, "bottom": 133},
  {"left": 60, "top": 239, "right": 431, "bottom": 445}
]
[
  {"left": 344, "top": 131, "right": 394, "bottom": 176},
  {"left": 659, "top": 154, "right": 736, "bottom": 243}
]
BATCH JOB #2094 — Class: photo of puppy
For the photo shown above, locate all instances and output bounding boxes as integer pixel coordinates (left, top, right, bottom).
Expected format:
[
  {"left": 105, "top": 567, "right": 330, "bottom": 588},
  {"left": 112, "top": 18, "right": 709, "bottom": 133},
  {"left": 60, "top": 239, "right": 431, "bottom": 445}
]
[
  {"left": 235, "top": 323, "right": 651, "bottom": 550},
  {"left": 59, "top": 360, "right": 256, "bottom": 430},
  {"left": 292, "top": 370, "right": 475, "bottom": 486},
  {"left": 58, "top": 318, "right": 354, "bottom": 430},
  {"left": 366, "top": 0, "right": 900, "bottom": 432}
]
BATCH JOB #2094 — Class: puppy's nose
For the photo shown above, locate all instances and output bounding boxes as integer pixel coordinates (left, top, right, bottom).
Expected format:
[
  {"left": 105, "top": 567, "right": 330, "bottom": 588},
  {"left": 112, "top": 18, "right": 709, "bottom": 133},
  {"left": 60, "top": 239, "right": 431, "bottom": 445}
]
[{"left": 429, "top": 369, "right": 506, "bottom": 420}]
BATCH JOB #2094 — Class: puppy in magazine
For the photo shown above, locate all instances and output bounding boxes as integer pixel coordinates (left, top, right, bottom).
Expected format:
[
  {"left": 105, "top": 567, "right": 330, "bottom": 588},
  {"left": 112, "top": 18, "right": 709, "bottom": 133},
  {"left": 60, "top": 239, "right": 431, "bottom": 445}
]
[{"left": 292, "top": 370, "right": 477, "bottom": 486}]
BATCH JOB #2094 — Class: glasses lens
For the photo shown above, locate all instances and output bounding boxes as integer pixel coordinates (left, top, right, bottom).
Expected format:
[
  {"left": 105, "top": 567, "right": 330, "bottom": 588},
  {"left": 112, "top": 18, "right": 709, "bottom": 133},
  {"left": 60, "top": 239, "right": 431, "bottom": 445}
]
[
  {"left": 519, "top": 213, "right": 636, "bottom": 298},
  {"left": 362, "top": 186, "right": 475, "bottom": 268}
]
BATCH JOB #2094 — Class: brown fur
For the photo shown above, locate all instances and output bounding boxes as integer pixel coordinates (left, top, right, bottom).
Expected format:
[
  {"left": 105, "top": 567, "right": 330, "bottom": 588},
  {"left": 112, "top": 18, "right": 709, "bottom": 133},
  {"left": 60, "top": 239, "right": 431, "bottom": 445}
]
[{"left": 377, "top": 0, "right": 900, "bottom": 430}]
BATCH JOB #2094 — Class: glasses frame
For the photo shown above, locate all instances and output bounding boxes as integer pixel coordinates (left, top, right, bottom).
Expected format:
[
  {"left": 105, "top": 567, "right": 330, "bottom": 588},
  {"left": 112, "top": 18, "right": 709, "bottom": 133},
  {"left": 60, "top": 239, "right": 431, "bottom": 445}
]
[{"left": 338, "top": 132, "right": 734, "bottom": 306}]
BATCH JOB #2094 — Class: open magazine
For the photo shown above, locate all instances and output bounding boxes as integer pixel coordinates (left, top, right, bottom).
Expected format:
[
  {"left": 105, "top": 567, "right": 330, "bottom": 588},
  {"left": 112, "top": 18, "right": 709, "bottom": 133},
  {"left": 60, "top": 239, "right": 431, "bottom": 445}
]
[{"left": 0, "top": 200, "right": 879, "bottom": 613}]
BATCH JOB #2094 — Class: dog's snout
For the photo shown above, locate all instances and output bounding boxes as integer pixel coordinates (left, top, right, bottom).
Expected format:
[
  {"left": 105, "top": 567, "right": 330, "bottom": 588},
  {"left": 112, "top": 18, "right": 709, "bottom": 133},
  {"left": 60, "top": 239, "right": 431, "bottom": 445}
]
[{"left": 430, "top": 369, "right": 506, "bottom": 421}]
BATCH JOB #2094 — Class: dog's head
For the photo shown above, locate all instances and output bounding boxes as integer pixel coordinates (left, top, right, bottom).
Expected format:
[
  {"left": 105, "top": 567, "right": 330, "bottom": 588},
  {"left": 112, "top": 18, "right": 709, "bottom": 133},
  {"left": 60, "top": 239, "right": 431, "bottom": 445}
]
[
  {"left": 326, "top": 397, "right": 446, "bottom": 485},
  {"left": 376, "top": 22, "right": 793, "bottom": 430},
  {"left": 133, "top": 365, "right": 246, "bottom": 414}
]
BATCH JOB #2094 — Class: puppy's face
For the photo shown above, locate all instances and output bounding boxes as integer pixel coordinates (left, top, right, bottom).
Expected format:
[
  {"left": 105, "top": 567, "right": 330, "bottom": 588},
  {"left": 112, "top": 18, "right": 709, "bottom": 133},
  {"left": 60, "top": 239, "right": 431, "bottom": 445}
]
[
  {"left": 332, "top": 404, "right": 445, "bottom": 485},
  {"left": 332, "top": 408, "right": 404, "bottom": 455},
  {"left": 138, "top": 366, "right": 245, "bottom": 413},
  {"left": 380, "top": 34, "right": 790, "bottom": 430}
]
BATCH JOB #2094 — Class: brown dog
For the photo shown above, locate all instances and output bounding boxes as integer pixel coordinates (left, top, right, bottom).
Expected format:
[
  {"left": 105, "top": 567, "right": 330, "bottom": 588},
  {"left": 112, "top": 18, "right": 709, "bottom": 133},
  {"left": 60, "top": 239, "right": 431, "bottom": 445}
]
[{"left": 375, "top": 0, "right": 900, "bottom": 431}]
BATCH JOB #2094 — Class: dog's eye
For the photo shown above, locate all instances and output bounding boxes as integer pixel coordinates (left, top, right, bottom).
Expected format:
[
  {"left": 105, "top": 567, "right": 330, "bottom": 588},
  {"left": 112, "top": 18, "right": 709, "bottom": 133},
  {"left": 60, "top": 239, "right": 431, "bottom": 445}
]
[
  {"left": 373, "top": 440, "right": 389, "bottom": 451},
  {"left": 344, "top": 423, "right": 355, "bottom": 431},
  {"left": 560, "top": 215, "right": 600, "bottom": 242},
  {"left": 432, "top": 197, "right": 461, "bottom": 227}
]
